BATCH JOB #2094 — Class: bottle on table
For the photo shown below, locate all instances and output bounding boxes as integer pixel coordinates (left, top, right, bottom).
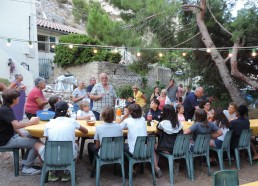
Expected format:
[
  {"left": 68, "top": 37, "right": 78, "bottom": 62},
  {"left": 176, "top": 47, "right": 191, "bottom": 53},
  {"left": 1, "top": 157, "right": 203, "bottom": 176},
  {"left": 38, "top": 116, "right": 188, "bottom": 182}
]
[{"left": 147, "top": 109, "right": 152, "bottom": 126}]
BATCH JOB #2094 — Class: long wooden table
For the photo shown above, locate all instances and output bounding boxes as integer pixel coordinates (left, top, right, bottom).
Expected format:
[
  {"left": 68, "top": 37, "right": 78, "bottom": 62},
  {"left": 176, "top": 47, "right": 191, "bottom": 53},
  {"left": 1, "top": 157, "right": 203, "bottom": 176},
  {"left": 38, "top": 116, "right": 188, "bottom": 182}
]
[
  {"left": 24, "top": 119, "right": 258, "bottom": 138},
  {"left": 25, "top": 120, "right": 158, "bottom": 138}
]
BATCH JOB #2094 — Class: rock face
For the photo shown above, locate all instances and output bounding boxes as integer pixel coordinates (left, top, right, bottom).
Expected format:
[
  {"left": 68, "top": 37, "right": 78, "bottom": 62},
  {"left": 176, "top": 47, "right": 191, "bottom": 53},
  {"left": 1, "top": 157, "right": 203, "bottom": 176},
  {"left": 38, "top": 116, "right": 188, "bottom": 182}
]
[
  {"left": 53, "top": 62, "right": 171, "bottom": 89},
  {"left": 36, "top": 0, "right": 85, "bottom": 30}
]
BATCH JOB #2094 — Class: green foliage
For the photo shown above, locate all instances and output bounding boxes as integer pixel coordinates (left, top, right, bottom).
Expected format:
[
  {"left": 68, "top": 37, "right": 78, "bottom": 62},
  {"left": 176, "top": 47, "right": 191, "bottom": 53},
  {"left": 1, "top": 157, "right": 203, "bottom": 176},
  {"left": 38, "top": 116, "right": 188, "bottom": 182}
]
[
  {"left": 53, "top": 34, "right": 121, "bottom": 67},
  {"left": 72, "top": 0, "right": 89, "bottom": 22},
  {"left": 0, "top": 78, "right": 10, "bottom": 86},
  {"left": 116, "top": 85, "right": 133, "bottom": 99}
]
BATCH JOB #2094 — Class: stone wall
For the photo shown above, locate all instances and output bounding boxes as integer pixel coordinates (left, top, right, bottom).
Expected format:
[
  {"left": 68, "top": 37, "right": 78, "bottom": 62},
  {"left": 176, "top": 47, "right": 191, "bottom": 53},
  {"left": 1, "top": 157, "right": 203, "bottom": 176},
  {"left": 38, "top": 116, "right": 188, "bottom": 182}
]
[{"left": 53, "top": 61, "right": 171, "bottom": 89}]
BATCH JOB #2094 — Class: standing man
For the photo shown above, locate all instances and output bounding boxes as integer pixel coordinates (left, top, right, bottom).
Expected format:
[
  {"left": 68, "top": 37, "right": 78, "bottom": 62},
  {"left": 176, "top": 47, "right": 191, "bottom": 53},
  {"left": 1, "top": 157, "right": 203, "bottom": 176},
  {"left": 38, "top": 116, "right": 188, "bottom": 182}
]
[
  {"left": 86, "top": 77, "right": 96, "bottom": 110},
  {"left": 166, "top": 79, "right": 178, "bottom": 106},
  {"left": 72, "top": 80, "right": 89, "bottom": 112},
  {"left": 90, "top": 73, "right": 117, "bottom": 120},
  {"left": 183, "top": 87, "right": 204, "bottom": 120}
]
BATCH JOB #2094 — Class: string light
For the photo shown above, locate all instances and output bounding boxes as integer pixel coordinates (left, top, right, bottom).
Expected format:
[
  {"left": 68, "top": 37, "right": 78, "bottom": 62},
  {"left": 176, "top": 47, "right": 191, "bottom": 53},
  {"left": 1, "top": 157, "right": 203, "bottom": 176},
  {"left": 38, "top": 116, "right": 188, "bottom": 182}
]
[
  {"left": 69, "top": 44, "right": 73, "bottom": 49},
  {"left": 28, "top": 41, "right": 33, "bottom": 48},
  {"left": 252, "top": 49, "right": 257, "bottom": 57},
  {"left": 182, "top": 52, "right": 187, "bottom": 56},
  {"left": 207, "top": 48, "right": 211, "bottom": 53},
  {"left": 136, "top": 51, "right": 141, "bottom": 57},
  {"left": 6, "top": 38, "right": 11, "bottom": 46},
  {"left": 51, "top": 44, "right": 55, "bottom": 49},
  {"left": 228, "top": 49, "right": 232, "bottom": 57},
  {"left": 158, "top": 52, "right": 163, "bottom": 57},
  {"left": 113, "top": 47, "right": 118, "bottom": 53},
  {"left": 93, "top": 48, "right": 98, "bottom": 54}
]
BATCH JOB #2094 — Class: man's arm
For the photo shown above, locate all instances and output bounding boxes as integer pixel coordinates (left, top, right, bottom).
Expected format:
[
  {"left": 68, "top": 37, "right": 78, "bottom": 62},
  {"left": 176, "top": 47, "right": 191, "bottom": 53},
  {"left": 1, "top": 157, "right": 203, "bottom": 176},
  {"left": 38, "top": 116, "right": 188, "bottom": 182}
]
[
  {"left": 78, "top": 125, "right": 88, "bottom": 134},
  {"left": 211, "top": 129, "right": 223, "bottom": 139}
]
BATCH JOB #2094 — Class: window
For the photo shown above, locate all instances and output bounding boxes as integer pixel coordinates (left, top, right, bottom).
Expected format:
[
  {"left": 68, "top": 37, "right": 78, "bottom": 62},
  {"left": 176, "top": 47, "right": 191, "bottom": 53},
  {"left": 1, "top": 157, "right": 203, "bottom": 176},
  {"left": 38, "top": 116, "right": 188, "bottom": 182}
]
[
  {"left": 49, "top": 36, "right": 56, "bottom": 53},
  {"left": 38, "top": 35, "right": 47, "bottom": 51}
]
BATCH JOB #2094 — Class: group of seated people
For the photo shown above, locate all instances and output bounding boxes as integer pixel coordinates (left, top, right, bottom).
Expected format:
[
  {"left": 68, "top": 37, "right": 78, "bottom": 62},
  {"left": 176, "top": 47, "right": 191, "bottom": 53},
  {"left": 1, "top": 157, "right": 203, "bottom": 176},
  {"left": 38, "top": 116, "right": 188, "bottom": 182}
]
[{"left": 1, "top": 84, "right": 258, "bottom": 183}]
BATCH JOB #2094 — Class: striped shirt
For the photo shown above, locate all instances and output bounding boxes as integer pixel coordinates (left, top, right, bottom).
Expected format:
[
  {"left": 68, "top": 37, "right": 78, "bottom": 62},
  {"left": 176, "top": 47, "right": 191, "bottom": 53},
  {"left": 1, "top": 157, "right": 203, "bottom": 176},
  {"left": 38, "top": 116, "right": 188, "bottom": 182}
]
[{"left": 91, "top": 83, "right": 117, "bottom": 113}]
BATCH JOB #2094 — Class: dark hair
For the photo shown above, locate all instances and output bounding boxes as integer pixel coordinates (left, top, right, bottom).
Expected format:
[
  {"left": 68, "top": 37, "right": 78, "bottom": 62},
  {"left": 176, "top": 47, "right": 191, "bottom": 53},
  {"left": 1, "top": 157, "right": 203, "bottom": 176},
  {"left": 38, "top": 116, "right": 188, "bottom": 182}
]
[
  {"left": 213, "top": 109, "right": 229, "bottom": 129},
  {"left": 128, "top": 104, "right": 142, "bottom": 118},
  {"left": 2, "top": 89, "right": 20, "bottom": 106},
  {"left": 200, "top": 100, "right": 211, "bottom": 109},
  {"left": 54, "top": 101, "right": 69, "bottom": 118},
  {"left": 101, "top": 107, "right": 115, "bottom": 123},
  {"left": 162, "top": 104, "right": 179, "bottom": 129},
  {"left": 194, "top": 109, "right": 208, "bottom": 127},
  {"left": 151, "top": 98, "right": 160, "bottom": 107},
  {"left": 175, "top": 104, "right": 183, "bottom": 113},
  {"left": 48, "top": 96, "right": 59, "bottom": 110},
  {"left": 237, "top": 105, "right": 248, "bottom": 117}
]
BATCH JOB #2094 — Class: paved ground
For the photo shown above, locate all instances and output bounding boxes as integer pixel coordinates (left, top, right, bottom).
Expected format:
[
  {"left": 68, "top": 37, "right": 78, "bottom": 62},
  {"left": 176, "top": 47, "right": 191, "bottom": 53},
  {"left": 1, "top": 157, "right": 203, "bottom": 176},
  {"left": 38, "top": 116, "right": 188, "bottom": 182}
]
[{"left": 1, "top": 143, "right": 258, "bottom": 186}]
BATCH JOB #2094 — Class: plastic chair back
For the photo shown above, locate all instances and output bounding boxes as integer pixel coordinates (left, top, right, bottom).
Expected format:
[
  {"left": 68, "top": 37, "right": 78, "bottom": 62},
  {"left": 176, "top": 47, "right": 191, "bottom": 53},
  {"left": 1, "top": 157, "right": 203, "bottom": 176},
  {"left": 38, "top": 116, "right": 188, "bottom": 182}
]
[
  {"left": 44, "top": 141, "right": 73, "bottom": 166},
  {"left": 221, "top": 130, "right": 233, "bottom": 151},
  {"left": 173, "top": 134, "right": 191, "bottom": 158},
  {"left": 212, "top": 170, "right": 239, "bottom": 186},
  {"left": 238, "top": 129, "right": 251, "bottom": 149},
  {"left": 192, "top": 134, "right": 211, "bottom": 155},
  {"left": 99, "top": 136, "right": 124, "bottom": 161},
  {"left": 133, "top": 136, "right": 155, "bottom": 160}
]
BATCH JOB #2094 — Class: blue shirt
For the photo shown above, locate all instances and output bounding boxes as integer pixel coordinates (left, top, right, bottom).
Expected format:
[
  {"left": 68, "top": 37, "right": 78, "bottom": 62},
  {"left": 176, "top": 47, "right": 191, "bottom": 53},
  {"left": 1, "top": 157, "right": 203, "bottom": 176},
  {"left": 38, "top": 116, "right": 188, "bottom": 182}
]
[{"left": 183, "top": 92, "right": 198, "bottom": 120}]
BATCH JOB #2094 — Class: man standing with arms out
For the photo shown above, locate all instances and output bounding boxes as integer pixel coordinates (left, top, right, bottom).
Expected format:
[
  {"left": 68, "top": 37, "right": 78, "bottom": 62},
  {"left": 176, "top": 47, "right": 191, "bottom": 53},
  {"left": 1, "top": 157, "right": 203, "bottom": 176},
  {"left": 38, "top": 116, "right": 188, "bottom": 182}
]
[
  {"left": 87, "top": 77, "right": 96, "bottom": 110},
  {"left": 183, "top": 87, "right": 204, "bottom": 120},
  {"left": 90, "top": 73, "right": 117, "bottom": 120},
  {"left": 166, "top": 79, "right": 178, "bottom": 106},
  {"left": 72, "top": 80, "right": 89, "bottom": 112}
]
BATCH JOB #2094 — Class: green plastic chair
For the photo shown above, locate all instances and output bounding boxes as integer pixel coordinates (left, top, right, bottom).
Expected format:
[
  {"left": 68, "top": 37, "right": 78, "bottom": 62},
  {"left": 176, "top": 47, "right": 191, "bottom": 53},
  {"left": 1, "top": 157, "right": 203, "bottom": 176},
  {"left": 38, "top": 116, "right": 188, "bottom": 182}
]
[
  {"left": 234, "top": 129, "right": 252, "bottom": 170},
  {"left": 0, "top": 147, "right": 19, "bottom": 176},
  {"left": 189, "top": 134, "right": 211, "bottom": 180},
  {"left": 40, "top": 141, "right": 76, "bottom": 186},
  {"left": 159, "top": 134, "right": 191, "bottom": 186},
  {"left": 124, "top": 135, "right": 156, "bottom": 186},
  {"left": 212, "top": 170, "right": 239, "bottom": 186},
  {"left": 210, "top": 130, "right": 233, "bottom": 170},
  {"left": 92, "top": 136, "right": 125, "bottom": 186}
]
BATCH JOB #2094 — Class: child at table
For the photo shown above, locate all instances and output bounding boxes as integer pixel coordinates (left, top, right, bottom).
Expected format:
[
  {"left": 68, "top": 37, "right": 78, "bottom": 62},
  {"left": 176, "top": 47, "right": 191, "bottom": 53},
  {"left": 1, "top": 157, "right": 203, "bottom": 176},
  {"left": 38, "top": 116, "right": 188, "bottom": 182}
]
[
  {"left": 48, "top": 96, "right": 60, "bottom": 112},
  {"left": 76, "top": 101, "right": 96, "bottom": 121},
  {"left": 176, "top": 104, "right": 185, "bottom": 122},
  {"left": 87, "top": 107, "right": 122, "bottom": 166},
  {"left": 154, "top": 104, "right": 183, "bottom": 178},
  {"left": 34, "top": 101, "right": 88, "bottom": 182}
]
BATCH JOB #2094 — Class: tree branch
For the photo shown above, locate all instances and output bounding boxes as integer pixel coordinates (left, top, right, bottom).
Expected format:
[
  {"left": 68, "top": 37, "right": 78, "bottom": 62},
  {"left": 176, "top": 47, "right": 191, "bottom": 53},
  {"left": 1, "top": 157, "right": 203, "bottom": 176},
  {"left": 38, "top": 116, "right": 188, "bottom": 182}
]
[
  {"left": 172, "top": 32, "right": 201, "bottom": 48},
  {"left": 206, "top": 5, "right": 233, "bottom": 36}
]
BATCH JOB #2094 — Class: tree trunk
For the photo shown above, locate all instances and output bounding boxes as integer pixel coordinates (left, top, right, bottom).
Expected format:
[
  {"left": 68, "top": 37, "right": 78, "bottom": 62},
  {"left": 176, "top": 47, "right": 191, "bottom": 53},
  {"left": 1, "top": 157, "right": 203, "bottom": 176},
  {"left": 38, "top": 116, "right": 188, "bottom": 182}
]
[{"left": 184, "top": 0, "right": 246, "bottom": 105}]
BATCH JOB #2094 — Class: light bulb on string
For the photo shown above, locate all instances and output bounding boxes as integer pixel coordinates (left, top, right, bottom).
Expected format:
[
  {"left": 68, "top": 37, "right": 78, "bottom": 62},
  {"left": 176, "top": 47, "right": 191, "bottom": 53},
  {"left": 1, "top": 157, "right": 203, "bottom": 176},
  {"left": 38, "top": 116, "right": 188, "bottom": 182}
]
[
  {"left": 207, "top": 48, "right": 211, "bottom": 53},
  {"left": 113, "top": 47, "right": 118, "bottom": 53},
  {"left": 252, "top": 49, "right": 257, "bottom": 57},
  {"left": 182, "top": 52, "right": 187, "bottom": 57},
  {"left": 158, "top": 52, "right": 163, "bottom": 58},
  {"left": 228, "top": 49, "right": 232, "bottom": 57},
  {"left": 28, "top": 41, "right": 33, "bottom": 48},
  {"left": 69, "top": 44, "right": 73, "bottom": 49},
  {"left": 6, "top": 38, "right": 11, "bottom": 46},
  {"left": 51, "top": 44, "right": 55, "bottom": 49},
  {"left": 93, "top": 48, "right": 98, "bottom": 54}
]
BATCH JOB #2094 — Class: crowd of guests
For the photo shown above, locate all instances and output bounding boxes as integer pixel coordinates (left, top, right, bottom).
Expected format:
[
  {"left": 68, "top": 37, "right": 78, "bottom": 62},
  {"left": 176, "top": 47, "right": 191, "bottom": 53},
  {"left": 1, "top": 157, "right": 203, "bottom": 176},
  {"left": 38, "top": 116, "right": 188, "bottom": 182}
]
[{"left": 0, "top": 74, "right": 258, "bottom": 183}]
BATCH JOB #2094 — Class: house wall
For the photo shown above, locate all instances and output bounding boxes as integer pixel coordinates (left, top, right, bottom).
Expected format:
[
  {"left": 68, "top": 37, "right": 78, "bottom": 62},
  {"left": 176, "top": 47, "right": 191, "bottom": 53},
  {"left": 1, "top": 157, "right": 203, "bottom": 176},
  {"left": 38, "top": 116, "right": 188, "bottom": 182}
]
[{"left": 0, "top": 0, "right": 38, "bottom": 91}]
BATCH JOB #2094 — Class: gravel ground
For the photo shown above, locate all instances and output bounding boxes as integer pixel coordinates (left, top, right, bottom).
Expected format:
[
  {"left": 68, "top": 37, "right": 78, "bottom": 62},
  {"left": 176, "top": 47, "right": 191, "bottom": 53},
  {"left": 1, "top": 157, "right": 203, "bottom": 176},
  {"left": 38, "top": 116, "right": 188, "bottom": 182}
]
[{"left": 1, "top": 145, "right": 258, "bottom": 186}]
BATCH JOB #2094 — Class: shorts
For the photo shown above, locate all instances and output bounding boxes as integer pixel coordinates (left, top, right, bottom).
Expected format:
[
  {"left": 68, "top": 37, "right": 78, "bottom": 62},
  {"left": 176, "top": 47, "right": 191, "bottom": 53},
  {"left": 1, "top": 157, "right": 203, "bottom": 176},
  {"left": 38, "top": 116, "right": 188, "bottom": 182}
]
[
  {"left": 215, "top": 139, "right": 223, "bottom": 149},
  {"left": 39, "top": 143, "right": 78, "bottom": 161}
]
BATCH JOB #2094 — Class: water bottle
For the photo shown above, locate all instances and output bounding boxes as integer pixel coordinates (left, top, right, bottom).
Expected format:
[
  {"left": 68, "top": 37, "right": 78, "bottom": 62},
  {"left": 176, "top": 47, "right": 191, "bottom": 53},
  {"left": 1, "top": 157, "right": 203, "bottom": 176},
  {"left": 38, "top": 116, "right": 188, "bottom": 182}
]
[{"left": 71, "top": 111, "right": 77, "bottom": 120}]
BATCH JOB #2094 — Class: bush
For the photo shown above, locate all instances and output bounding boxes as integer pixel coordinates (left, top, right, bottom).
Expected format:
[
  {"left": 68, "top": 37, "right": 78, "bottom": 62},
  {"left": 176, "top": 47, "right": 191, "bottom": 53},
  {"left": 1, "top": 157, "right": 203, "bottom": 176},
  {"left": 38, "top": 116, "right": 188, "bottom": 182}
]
[
  {"left": 0, "top": 78, "right": 10, "bottom": 86},
  {"left": 53, "top": 34, "right": 122, "bottom": 67},
  {"left": 116, "top": 85, "right": 133, "bottom": 99}
]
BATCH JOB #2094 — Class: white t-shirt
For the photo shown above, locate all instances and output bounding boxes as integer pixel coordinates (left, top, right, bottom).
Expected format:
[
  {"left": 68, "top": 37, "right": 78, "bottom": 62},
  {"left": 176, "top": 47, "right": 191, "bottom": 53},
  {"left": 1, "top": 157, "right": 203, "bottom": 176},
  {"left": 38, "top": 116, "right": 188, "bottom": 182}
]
[
  {"left": 120, "top": 117, "right": 147, "bottom": 154},
  {"left": 72, "top": 88, "right": 90, "bottom": 104},
  {"left": 158, "top": 120, "right": 183, "bottom": 134},
  {"left": 217, "top": 127, "right": 229, "bottom": 141},
  {"left": 44, "top": 117, "right": 80, "bottom": 158},
  {"left": 223, "top": 110, "right": 237, "bottom": 121},
  {"left": 77, "top": 110, "right": 96, "bottom": 120}
]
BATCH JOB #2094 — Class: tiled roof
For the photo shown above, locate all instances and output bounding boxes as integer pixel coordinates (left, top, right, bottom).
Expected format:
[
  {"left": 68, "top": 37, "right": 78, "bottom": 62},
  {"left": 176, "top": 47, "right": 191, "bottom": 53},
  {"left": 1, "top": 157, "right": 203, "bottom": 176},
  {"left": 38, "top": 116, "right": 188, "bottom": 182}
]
[{"left": 36, "top": 19, "right": 85, "bottom": 34}]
